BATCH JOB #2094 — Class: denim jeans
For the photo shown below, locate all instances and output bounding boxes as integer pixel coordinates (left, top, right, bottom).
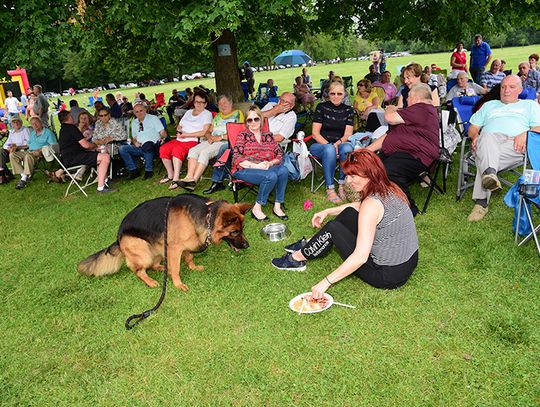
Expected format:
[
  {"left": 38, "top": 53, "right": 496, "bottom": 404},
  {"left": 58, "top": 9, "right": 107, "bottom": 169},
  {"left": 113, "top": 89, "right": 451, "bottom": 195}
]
[
  {"left": 234, "top": 164, "right": 289, "bottom": 205},
  {"left": 309, "top": 141, "right": 353, "bottom": 188},
  {"left": 119, "top": 143, "right": 155, "bottom": 172},
  {"left": 211, "top": 143, "right": 230, "bottom": 183}
]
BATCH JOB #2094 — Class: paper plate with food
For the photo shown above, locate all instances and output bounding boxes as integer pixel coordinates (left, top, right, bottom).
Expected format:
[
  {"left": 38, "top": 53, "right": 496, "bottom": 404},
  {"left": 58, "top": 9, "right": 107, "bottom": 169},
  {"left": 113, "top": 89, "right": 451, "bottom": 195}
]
[{"left": 289, "top": 292, "right": 333, "bottom": 314}]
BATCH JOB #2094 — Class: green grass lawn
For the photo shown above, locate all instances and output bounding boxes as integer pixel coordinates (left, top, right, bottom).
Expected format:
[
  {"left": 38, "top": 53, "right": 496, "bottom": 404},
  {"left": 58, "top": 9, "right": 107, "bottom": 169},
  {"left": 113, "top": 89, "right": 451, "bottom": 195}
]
[{"left": 1, "top": 45, "right": 540, "bottom": 406}]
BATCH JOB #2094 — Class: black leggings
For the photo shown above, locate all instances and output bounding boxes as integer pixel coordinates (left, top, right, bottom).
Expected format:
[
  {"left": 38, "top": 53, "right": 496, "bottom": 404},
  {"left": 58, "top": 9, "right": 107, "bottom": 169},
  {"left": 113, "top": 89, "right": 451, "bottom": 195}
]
[{"left": 300, "top": 207, "right": 418, "bottom": 289}]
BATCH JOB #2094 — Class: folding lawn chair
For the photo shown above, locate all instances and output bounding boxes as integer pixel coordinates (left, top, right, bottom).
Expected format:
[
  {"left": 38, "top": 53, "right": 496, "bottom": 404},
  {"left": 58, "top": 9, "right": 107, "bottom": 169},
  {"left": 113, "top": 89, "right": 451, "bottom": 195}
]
[
  {"left": 513, "top": 130, "right": 540, "bottom": 255},
  {"left": 213, "top": 121, "right": 270, "bottom": 203},
  {"left": 417, "top": 109, "right": 452, "bottom": 214},
  {"left": 49, "top": 149, "right": 98, "bottom": 197},
  {"left": 454, "top": 96, "right": 522, "bottom": 201}
]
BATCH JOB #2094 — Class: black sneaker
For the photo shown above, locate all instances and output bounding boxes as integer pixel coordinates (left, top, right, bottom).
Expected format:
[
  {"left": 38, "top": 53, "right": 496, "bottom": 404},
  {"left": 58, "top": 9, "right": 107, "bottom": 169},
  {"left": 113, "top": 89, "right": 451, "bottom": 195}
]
[
  {"left": 284, "top": 237, "right": 308, "bottom": 253},
  {"left": 143, "top": 171, "right": 154, "bottom": 180},
  {"left": 271, "top": 253, "right": 306, "bottom": 272},
  {"left": 127, "top": 170, "right": 141, "bottom": 180}
]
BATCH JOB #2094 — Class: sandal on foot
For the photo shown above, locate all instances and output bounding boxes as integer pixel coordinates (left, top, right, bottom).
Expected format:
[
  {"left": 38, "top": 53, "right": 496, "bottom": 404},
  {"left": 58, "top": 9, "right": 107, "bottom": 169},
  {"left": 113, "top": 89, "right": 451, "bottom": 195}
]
[
  {"left": 159, "top": 176, "right": 173, "bottom": 184},
  {"left": 326, "top": 189, "right": 343, "bottom": 204},
  {"left": 338, "top": 185, "right": 347, "bottom": 201},
  {"left": 168, "top": 181, "right": 180, "bottom": 190}
]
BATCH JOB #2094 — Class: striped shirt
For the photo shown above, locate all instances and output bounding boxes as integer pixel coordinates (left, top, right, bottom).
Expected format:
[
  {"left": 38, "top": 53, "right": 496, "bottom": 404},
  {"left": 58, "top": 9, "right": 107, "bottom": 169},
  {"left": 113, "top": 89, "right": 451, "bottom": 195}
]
[
  {"left": 369, "top": 192, "right": 418, "bottom": 266},
  {"left": 480, "top": 71, "right": 505, "bottom": 90}
]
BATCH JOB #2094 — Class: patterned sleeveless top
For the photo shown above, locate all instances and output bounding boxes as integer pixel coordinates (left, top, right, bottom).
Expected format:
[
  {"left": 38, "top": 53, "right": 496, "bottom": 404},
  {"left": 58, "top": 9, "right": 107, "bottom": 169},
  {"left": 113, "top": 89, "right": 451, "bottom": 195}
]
[{"left": 369, "top": 192, "right": 418, "bottom": 266}]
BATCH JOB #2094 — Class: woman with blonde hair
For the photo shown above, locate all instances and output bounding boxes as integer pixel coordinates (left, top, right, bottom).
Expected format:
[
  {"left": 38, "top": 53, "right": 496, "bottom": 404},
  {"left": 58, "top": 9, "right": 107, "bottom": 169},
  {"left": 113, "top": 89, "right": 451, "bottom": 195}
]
[
  {"left": 353, "top": 79, "right": 380, "bottom": 129},
  {"left": 232, "top": 105, "right": 289, "bottom": 221},
  {"left": 310, "top": 81, "right": 354, "bottom": 203}
]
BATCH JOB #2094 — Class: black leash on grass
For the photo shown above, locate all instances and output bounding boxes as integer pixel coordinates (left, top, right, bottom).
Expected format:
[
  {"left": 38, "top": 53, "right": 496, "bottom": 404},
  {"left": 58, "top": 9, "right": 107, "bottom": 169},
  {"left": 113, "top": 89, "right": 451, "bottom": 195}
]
[{"left": 125, "top": 199, "right": 172, "bottom": 330}]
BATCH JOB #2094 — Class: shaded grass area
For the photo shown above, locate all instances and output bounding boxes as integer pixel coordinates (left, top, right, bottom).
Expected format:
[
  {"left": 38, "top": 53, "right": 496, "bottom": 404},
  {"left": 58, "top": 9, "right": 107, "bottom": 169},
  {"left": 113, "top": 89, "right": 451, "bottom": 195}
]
[{"left": 0, "top": 156, "right": 539, "bottom": 405}]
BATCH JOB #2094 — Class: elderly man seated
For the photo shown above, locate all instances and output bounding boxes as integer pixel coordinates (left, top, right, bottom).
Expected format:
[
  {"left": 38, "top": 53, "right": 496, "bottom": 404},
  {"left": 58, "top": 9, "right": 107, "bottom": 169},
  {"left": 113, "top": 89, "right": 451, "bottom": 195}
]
[
  {"left": 0, "top": 116, "right": 30, "bottom": 185},
  {"left": 203, "top": 92, "right": 297, "bottom": 194},
  {"left": 367, "top": 83, "right": 440, "bottom": 216},
  {"left": 518, "top": 61, "right": 540, "bottom": 103},
  {"left": 447, "top": 72, "right": 487, "bottom": 100},
  {"left": 10, "top": 117, "right": 57, "bottom": 189},
  {"left": 119, "top": 103, "right": 167, "bottom": 179},
  {"left": 467, "top": 75, "right": 540, "bottom": 222},
  {"left": 481, "top": 59, "right": 505, "bottom": 91}
]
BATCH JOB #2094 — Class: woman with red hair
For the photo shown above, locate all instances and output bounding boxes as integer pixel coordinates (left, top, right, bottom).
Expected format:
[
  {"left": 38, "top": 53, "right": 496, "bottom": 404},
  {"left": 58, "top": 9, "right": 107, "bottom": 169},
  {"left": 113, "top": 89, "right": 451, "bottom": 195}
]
[{"left": 272, "top": 149, "right": 418, "bottom": 295}]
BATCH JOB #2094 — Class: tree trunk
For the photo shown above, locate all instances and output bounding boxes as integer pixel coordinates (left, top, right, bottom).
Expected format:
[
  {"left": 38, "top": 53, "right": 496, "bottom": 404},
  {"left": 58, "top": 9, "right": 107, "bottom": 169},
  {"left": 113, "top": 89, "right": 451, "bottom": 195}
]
[{"left": 212, "top": 29, "right": 244, "bottom": 103}]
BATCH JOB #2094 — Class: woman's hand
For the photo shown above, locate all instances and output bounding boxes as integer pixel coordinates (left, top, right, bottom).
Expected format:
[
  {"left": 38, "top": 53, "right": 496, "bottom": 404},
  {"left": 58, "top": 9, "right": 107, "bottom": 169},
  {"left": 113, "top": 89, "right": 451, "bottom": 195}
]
[
  {"left": 311, "top": 278, "right": 331, "bottom": 300},
  {"left": 311, "top": 210, "right": 328, "bottom": 228}
]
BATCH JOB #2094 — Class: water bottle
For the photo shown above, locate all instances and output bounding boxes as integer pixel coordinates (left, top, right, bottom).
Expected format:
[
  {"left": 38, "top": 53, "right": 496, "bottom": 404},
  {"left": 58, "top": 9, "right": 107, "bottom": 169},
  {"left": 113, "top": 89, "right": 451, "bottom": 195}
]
[{"left": 296, "top": 131, "right": 305, "bottom": 141}]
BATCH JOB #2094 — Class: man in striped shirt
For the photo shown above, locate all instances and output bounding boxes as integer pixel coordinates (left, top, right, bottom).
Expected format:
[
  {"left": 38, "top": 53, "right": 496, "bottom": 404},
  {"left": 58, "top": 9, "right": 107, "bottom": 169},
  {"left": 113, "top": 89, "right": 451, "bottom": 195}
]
[{"left": 481, "top": 59, "right": 506, "bottom": 91}]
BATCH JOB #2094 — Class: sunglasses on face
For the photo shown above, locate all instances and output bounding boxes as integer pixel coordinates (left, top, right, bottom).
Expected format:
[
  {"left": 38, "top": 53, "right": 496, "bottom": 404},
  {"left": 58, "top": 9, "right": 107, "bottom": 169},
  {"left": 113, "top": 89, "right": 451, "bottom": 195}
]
[
  {"left": 246, "top": 117, "right": 261, "bottom": 124},
  {"left": 329, "top": 92, "right": 344, "bottom": 96},
  {"left": 194, "top": 100, "right": 207, "bottom": 105},
  {"left": 99, "top": 113, "right": 109, "bottom": 117}
]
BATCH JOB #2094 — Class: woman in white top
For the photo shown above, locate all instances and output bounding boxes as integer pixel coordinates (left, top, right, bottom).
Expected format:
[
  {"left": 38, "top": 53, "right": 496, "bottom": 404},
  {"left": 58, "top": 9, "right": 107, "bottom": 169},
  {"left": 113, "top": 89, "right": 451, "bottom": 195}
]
[{"left": 159, "top": 90, "right": 212, "bottom": 190}]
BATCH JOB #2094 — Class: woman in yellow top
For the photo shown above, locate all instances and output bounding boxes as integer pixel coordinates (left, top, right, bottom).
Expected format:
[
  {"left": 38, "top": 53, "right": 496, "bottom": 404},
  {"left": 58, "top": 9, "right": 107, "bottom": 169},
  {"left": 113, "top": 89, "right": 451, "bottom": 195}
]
[{"left": 353, "top": 79, "right": 380, "bottom": 130}]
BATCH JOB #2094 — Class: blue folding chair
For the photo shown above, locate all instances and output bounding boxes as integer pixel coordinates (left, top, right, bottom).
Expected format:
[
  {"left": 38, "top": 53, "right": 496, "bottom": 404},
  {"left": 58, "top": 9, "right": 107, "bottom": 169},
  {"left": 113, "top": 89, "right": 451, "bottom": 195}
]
[
  {"left": 453, "top": 96, "right": 480, "bottom": 200},
  {"left": 519, "top": 87, "right": 537, "bottom": 101},
  {"left": 513, "top": 131, "right": 540, "bottom": 254}
]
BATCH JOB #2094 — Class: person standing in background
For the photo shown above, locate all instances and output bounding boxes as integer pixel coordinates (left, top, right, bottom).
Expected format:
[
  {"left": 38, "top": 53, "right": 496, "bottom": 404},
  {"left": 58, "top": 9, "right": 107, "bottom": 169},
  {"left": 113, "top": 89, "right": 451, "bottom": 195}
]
[{"left": 470, "top": 34, "right": 492, "bottom": 84}]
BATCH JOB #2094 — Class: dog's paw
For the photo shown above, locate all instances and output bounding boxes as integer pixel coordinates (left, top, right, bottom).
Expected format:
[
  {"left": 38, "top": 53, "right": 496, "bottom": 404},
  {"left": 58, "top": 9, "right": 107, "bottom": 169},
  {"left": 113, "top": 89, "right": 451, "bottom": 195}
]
[
  {"left": 146, "top": 279, "right": 160, "bottom": 288},
  {"left": 152, "top": 264, "right": 164, "bottom": 271},
  {"left": 175, "top": 282, "right": 189, "bottom": 292}
]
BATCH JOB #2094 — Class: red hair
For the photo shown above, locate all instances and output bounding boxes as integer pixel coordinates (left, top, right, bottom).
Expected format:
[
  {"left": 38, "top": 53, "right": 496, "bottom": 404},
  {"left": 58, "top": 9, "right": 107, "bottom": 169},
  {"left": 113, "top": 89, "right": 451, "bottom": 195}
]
[{"left": 341, "top": 149, "right": 408, "bottom": 203}]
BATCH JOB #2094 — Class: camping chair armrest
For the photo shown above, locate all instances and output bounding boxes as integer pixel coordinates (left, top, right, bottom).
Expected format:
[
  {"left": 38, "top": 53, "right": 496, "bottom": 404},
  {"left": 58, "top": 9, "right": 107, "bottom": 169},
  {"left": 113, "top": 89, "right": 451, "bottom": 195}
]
[{"left": 214, "top": 148, "right": 231, "bottom": 167}]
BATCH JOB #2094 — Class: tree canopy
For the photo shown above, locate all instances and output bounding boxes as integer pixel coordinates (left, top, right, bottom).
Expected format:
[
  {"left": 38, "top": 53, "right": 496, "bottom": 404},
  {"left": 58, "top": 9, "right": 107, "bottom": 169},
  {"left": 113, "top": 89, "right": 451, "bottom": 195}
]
[{"left": 1, "top": 0, "right": 538, "bottom": 94}]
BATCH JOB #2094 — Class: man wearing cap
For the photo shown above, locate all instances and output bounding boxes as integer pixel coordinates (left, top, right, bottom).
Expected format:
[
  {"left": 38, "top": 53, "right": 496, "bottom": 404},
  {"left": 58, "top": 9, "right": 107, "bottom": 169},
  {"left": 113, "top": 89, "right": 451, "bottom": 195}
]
[
  {"left": 10, "top": 117, "right": 57, "bottom": 189},
  {"left": 0, "top": 116, "right": 31, "bottom": 185}
]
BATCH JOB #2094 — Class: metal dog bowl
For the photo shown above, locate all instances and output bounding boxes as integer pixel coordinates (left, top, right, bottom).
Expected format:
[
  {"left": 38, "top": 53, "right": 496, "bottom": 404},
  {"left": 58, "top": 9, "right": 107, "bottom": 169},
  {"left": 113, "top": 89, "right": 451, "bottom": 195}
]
[{"left": 261, "top": 223, "right": 290, "bottom": 241}]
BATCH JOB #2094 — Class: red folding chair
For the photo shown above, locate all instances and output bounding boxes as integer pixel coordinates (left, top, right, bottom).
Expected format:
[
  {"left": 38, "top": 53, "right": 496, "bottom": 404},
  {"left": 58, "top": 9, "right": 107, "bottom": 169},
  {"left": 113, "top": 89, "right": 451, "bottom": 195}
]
[{"left": 213, "top": 120, "right": 269, "bottom": 202}]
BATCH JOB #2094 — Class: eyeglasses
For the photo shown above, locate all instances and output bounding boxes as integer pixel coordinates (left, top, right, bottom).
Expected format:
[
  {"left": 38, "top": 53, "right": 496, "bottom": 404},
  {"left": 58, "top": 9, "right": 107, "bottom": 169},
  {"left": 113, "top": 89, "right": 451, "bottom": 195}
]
[
  {"left": 329, "top": 92, "right": 344, "bottom": 96},
  {"left": 194, "top": 100, "right": 207, "bottom": 105},
  {"left": 246, "top": 117, "right": 261, "bottom": 124},
  {"left": 99, "top": 113, "right": 109, "bottom": 117},
  {"left": 138, "top": 122, "right": 144, "bottom": 132}
]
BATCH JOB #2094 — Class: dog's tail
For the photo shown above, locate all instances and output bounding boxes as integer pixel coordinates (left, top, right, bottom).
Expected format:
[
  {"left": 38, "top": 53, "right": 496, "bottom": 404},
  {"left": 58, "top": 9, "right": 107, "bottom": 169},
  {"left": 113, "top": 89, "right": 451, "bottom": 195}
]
[{"left": 78, "top": 242, "right": 125, "bottom": 277}]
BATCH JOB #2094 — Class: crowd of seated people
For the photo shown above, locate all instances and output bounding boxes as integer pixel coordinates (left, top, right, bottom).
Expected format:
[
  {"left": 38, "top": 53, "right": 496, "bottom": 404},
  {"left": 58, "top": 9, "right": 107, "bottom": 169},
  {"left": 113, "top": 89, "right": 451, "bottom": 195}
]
[{"left": 2, "top": 43, "right": 539, "bottom": 234}]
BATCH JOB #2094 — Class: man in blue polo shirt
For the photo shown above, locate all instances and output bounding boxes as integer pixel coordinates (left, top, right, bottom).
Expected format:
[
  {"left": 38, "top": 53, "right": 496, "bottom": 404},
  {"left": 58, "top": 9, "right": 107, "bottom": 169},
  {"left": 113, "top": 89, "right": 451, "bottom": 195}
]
[
  {"left": 467, "top": 75, "right": 540, "bottom": 222},
  {"left": 119, "top": 103, "right": 167, "bottom": 179},
  {"left": 470, "top": 34, "right": 492, "bottom": 85}
]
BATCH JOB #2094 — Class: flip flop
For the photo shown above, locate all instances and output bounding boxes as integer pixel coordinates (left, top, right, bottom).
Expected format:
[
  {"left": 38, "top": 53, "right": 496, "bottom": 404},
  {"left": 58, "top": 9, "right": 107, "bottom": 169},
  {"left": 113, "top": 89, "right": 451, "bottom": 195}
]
[
  {"left": 159, "top": 176, "right": 172, "bottom": 184},
  {"left": 168, "top": 181, "right": 180, "bottom": 190}
]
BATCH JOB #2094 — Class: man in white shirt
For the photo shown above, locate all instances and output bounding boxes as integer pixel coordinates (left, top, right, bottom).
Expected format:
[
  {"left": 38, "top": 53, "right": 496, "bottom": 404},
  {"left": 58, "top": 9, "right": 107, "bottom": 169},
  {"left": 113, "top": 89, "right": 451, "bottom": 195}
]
[
  {"left": 261, "top": 92, "right": 297, "bottom": 149},
  {"left": 3, "top": 91, "right": 20, "bottom": 128},
  {"left": 0, "top": 116, "right": 30, "bottom": 184},
  {"left": 119, "top": 103, "right": 167, "bottom": 179}
]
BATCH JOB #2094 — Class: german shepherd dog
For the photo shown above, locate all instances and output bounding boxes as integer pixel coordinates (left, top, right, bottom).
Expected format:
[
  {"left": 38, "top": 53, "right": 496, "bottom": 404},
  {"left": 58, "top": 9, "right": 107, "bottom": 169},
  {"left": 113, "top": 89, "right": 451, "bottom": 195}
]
[{"left": 78, "top": 194, "right": 251, "bottom": 291}]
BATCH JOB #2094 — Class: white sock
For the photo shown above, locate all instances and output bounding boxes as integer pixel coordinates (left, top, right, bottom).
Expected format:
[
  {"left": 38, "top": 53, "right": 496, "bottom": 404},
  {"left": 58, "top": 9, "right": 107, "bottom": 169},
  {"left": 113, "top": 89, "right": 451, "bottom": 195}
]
[
  {"left": 21, "top": 174, "right": 28, "bottom": 181},
  {"left": 97, "top": 185, "right": 104, "bottom": 191}
]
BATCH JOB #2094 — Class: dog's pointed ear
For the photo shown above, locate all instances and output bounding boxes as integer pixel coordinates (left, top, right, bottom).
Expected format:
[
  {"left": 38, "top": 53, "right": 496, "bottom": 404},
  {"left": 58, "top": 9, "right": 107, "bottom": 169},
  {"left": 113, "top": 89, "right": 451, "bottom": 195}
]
[{"left": 235, "top": 203, "right": 253, "bottom": 214}]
